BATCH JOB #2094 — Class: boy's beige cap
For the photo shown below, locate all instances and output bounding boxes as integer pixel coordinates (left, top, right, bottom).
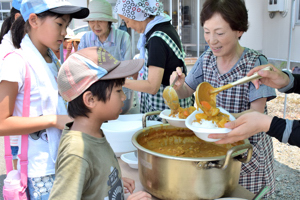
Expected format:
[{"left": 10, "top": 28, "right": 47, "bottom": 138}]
[{"left": 57, "top": 47, "right": 144, "bottom": 102}]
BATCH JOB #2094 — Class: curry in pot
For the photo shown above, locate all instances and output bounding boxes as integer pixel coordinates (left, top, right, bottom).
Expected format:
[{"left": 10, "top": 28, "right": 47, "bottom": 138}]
[{"left": 138, "top": 127, "right": 244, "bottom": 157}]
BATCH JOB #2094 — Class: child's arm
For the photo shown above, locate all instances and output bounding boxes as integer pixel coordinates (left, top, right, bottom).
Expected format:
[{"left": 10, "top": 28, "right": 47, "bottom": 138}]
[
  {"left": 127, "top": 191, "right": 152, "bottom": 200},
  {"left": 0, "top": 81, "right": 72, "bottom": 136},
  {"left": 122, "top": 177, "right": 135, "bottom": 194},
  {"left": 49, "top": 154, "right": 90, "bottom": 200}
]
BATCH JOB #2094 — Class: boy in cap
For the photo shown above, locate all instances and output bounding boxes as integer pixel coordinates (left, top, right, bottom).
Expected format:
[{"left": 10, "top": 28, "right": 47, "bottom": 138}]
[{"left": 49, "top": 47, "right": 151, "bottom": 200}]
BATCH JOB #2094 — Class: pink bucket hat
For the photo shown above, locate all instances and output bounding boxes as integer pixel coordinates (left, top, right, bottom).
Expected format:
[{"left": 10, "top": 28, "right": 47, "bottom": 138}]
[{"left": 57, "top": 47, "right": 144, "bottom": 102}]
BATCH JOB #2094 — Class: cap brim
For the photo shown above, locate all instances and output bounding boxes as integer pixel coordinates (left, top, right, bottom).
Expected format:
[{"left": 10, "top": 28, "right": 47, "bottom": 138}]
[
  {"left": 50, "top": 6, "right": 89, "bottom": 19},
  {"left": 101, "top": 59, "right": 144, "bottom": 80}
]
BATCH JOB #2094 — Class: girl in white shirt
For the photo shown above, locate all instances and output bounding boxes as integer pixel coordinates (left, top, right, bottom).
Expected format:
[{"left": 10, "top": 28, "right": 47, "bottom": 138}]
[{"left": 0, "top": 0, "right": 89, "bottom": 199}]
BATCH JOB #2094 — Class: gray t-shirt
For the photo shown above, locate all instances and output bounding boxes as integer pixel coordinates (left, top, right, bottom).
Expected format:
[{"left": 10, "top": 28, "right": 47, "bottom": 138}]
[
  {"left": 185, "top": 48, "right": 276, "bottom": 102},
  {"left": 50, "top": 122, "right": 124, "bottom": 200}
]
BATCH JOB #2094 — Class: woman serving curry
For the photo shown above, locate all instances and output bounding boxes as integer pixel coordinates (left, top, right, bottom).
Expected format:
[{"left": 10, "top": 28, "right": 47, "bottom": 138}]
[{"left": 168, "top": 0, "right": 276, "bottom": 197}]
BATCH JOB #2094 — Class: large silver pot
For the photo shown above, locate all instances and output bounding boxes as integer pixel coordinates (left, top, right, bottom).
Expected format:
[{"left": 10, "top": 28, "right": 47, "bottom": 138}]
[{"left": 132, "top": 111, "right": 253, "bottom": 200}]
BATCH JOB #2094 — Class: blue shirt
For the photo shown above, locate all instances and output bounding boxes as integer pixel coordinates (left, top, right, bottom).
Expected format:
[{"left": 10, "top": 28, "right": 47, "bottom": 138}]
[{"left": 78, "top": 26, "right": 132, "bottom": 61}]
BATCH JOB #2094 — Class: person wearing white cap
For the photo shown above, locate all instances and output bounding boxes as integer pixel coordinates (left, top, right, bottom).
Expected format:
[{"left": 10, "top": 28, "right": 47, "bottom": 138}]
[
  {"left": 78, "top": 0, "right": 132, "bottom": 62},
  {"left": 0, "top": 0, "right": 22, "bottom": 58},
  {"left": 63, "top": 28, "right": 75, "bottom": 60}
]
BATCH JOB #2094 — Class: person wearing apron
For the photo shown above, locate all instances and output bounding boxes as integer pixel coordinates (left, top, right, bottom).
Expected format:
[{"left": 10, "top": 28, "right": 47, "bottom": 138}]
[
  {"left": 78, "top": 0, "right": 136, "bottom": 114},
  {"left": 115, "top": 0, "right": 194, "bottom": 121},
  {"left": 168, "top": 0, "right": 276, "bottom": 197}
]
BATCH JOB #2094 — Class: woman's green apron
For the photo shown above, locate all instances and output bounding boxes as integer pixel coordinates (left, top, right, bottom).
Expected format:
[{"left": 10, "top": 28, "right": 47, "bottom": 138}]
[{"left": 140, "top": 31, "right": 194, "bottom": 121}]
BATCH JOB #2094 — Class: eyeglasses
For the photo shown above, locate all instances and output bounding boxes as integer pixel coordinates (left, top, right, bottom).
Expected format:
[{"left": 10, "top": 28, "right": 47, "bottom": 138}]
[{"left": 29, "top": 129, "right": 48, "bottom": 143}]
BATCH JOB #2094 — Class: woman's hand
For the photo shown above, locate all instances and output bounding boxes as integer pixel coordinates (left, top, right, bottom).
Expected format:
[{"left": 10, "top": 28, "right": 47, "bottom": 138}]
[
  {"left": 127, "top": 191, "right": 152, "bottom": 200},
  {"left": 208, "top": 112, "right": 273, "bottom": 144},
  {"left": 170, "top": 67, "right": 185, "bottom": 90},
  {"left": 122, "top": 177, "right": 135, "bottom": 194},
  {"left": 247, "top": 64, "right": 290, "bottom": 90}
]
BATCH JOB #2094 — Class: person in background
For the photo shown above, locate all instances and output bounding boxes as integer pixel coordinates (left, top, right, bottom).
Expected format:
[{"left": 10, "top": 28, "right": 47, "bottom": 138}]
[
  {"left": 51, "top": 28, "right": 75, "bottom": 62},
  {"left": 0, "top": 0, "right": 89, "bottom": 199},
  {"left": 115, "top": 0, "right": 193, "bottom": 121},
  {"left": 0, "top": 0, "right": 21, "bottom": 58},
  {"left": 0, "top": 0, "right": 22, "bottom": 171},
  {"left": 209, "top": 64, "right": 300, "bottom": 148},
  {"left": 62, "top": 28, "right": 75, "bottom": 61},
  {"left": 49, "top": 47, "right": 151, "bottom": 200},
  {"left": 169, "top": 0, "right": 276, "bottom": 197},
  {"left": 78, "top": 0, "right": 131, "bottom": 61}
]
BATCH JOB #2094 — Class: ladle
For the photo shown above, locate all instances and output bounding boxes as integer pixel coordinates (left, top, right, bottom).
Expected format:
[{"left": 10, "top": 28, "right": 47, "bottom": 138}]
[
  {"left": 196, "top": 66, "right": 273, "bottom": 108},
  {"left": 163, "top": 74, "right": 179, "bottom": 111}
]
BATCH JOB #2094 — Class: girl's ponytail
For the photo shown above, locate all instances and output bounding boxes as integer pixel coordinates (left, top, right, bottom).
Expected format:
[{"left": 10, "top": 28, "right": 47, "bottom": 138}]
[
  {"left": 11, "top": 16, "right": 26, "bottom": 49},
  {"left": 0, "top": 7, "right": 20, "bottom": 43},
  {"left": 0, "top": 16, "right": 12, "bottom": 43}
]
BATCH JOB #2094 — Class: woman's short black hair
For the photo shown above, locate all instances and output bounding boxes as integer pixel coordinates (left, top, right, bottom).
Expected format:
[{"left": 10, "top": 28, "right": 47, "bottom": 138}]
[
  {"left": 200, "top": 0, "right": 248, "bottom": 38},
  {"left": 11, "top": 11, "right": 72, "bottom": 48},
  {"left": 0, "top": 7, "right": 20, "bottom": 43},
  {"left": 67, "top": 78, "right": 125, "bottom": 118}
]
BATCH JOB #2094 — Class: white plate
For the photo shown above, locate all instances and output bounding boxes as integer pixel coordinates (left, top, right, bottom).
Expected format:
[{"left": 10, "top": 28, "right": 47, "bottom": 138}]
[
  {"left": 215, "top": 198, "right": 247, "bottom": 200},
  {"left": 185, "top": 107, "right": 235, "bottom": 142},
  {"left": 120, "top": 152, "right": 138, "bottom": 169},
  {"left": 159, "top": 109, "right": 187, "bottom": 128}
]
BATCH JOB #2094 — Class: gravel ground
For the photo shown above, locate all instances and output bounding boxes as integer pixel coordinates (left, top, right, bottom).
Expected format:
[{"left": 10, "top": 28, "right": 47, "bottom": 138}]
[{"left": 265, "top": 91, "right": 300, "bottom": 199}]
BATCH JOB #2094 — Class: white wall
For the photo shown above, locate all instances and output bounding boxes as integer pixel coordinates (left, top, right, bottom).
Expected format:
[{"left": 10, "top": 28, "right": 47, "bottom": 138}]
[
  {"left": 240, "top": 0, "right": 264, "bottom": 52},
  {"left": 68, "top": 0, "right": 88, "bottom": 29},
  {"left": 262, "top": 0, "right": 300, "bottom": 63},
  {"left": 242, "top": 0, "right": 300, "bottom": 63}
]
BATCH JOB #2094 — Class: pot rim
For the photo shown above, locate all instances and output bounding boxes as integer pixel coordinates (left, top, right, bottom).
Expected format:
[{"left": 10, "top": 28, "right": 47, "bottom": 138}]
[{"left": 132, "top": 124, "right": 251, "bottom": 162}]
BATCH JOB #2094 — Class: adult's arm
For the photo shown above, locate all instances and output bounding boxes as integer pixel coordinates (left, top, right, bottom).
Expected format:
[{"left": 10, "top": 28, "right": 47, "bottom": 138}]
[
  {"left": 268, "top": 117, "right": 300, "bottom": 147},
  {"left": 124, "top": 66, "right": 164, "bottom": 94},
  {"left": 171, "top": 54, "right": 205, "bottom": 99},
  {"left": 170, "top": 67, "right": 195, "bottom": 98},
  {"left": 279, "top": 72, "right": 300, "bottom": 94}
]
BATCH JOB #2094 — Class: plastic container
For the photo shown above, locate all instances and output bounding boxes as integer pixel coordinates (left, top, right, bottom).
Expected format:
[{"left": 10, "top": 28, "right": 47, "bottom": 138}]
[
  {"left": 4, "top": 170, "right": 21, "bottom": 190},
  {"left": 103, "top": 120, "right": 162, "bottom": 157}
]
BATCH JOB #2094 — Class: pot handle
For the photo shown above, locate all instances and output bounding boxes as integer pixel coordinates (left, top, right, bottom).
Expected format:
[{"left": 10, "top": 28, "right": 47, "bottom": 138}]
[
  {"left": 142, "top": 111, "right": 164, "bottom": 128},
  {"left": 221, "top": 143, "right": 253, "bottom": 170}
]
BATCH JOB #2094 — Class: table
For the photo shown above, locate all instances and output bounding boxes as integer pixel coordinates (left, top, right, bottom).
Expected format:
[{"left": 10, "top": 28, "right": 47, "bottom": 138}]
[{"left": 119, "top": 158, "right": 255, "bottom": 200}]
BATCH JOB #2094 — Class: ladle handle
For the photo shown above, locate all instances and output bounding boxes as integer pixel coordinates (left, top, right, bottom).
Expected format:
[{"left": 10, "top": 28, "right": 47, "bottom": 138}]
[
  {"left": 212, "top": 66, "right": 273, "bottom": 94},
  {"left": 170, "top": 74, "right": 178, "bottom": 87}
]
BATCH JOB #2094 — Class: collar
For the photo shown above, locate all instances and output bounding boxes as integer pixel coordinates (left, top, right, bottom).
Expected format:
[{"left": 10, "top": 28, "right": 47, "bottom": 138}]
[{"left": 92, "top": 25, "right": 115, "bottom": 45}]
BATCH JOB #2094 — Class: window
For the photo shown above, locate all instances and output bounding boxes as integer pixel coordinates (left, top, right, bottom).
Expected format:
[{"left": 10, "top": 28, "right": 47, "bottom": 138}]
[
  {"left": 0, "top": 1, "right": 12, "bottom": 21},
  {"left": 296, "top": 0, "right": 300, "bottom": 25}
]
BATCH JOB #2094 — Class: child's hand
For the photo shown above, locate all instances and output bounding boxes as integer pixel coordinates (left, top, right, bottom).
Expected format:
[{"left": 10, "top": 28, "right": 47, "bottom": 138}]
[
  {"left": 127, "top": 191, "right": 151, "bottom": 200},
  {"left": 73, "top": 41, "right": 79, "bottom": 52},
  {"left": 66, "top": 42, "right": 72, "bottom": 52},
  {"left": 122, "top": 177, "right": 135, "bottom": 194},
  {"left": 51, "top": 115, "right": 73, "bottom": 130}
]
